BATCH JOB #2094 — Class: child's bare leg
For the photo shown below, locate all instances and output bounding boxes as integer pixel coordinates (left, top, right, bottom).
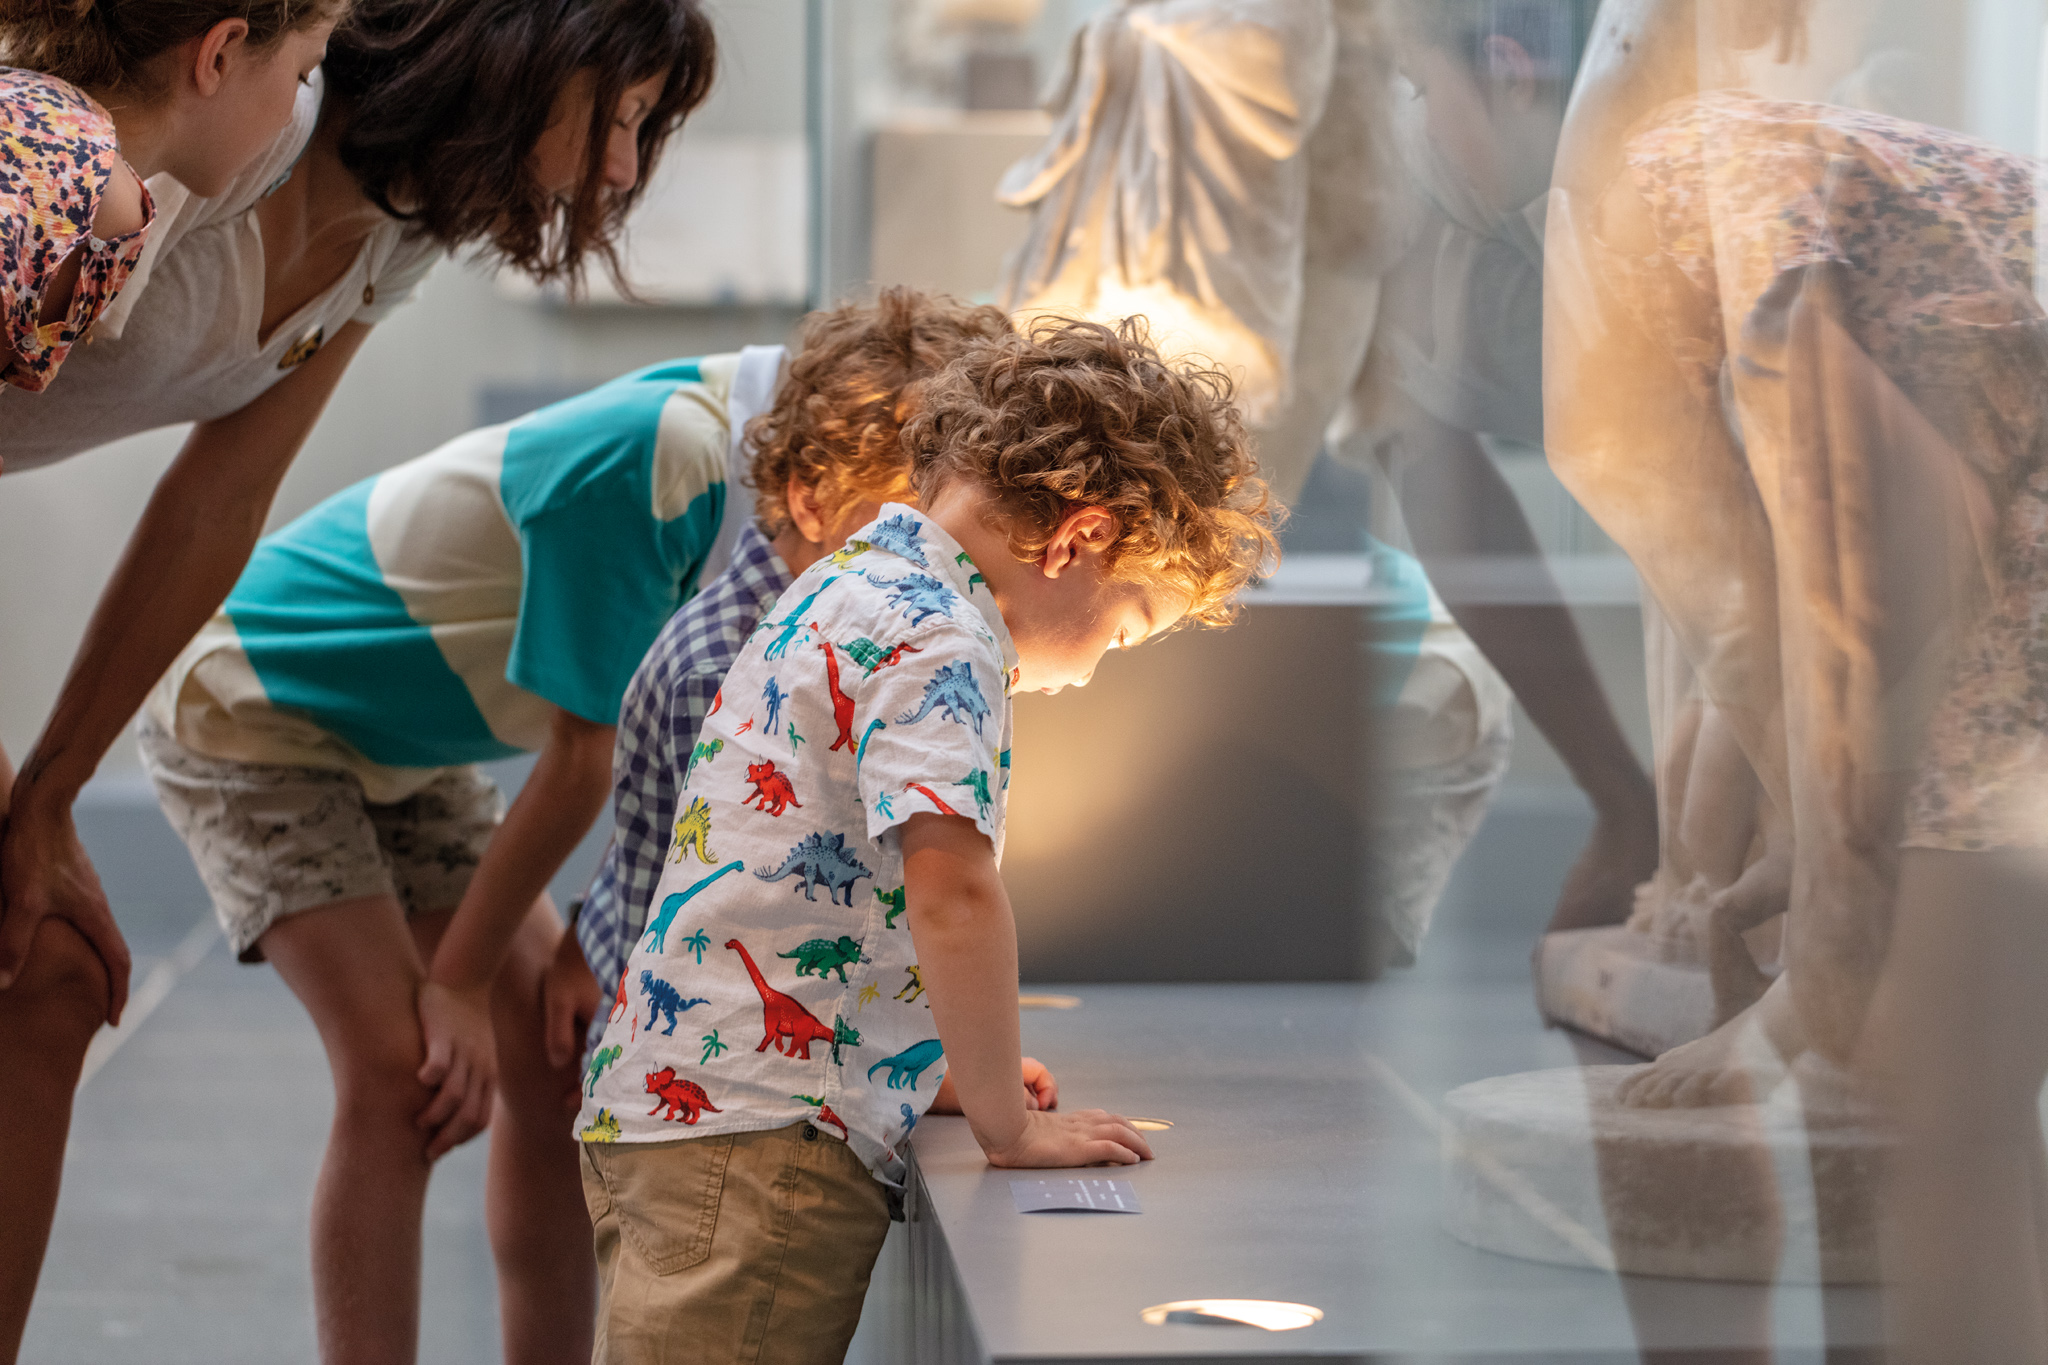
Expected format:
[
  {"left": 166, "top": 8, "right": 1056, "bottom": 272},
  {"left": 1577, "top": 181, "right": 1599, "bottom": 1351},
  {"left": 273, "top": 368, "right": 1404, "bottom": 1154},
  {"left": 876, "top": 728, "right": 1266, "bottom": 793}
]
[
  {"left": 480, "top": 898, "right": 594, "bottom": 1364},
  {"left": 264, "top": 896, "right": 440, "bottom": 1365},
  {"left": 1857, "top": 848, "right": 2048, "bottom": 1365},
  {"left": 0, "top": 917, "right": 108, "bottom": 1365}
]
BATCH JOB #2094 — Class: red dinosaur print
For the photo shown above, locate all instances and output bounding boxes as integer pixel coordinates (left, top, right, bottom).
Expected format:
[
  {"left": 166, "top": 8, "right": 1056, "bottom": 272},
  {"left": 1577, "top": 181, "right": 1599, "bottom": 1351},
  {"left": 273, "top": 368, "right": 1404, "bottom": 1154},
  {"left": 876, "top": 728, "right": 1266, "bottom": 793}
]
[
  {"left": 871, "top": 641, "right": 922, "bottom": 672},
  {"left": 744, "top": 759, "right": 802, "bottom": 816},
  {"left": 905, "top": 782, "right": 961, "bottom": 817},
  {"left": 815, "top": 627, "right": 857, "bottom": 751},
  {"left": 645, "top": 1067, "right": 721, "bottom": 1124},
  {"left": 737, "top": 717, "right": 754, "bottom": 734},
  {"left": 610, "top": 964, "right": 631, "bottom": 1024},
  {"left": 727, "top": 938, "right": 835, "bottom": 1059},
  {"left": 816, "top": 1104, "right": 849, "bottom": 1142},
  {"left": 710, "top": 689, "right": 722, "bottom": 716}
]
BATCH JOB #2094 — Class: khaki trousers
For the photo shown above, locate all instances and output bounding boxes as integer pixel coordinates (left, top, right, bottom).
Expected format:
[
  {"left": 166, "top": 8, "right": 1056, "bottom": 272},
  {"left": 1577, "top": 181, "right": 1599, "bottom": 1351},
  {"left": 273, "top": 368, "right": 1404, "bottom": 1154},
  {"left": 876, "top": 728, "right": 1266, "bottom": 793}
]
[{"left": 580, "top": 1122, "right": 892, "bottom": 1365}]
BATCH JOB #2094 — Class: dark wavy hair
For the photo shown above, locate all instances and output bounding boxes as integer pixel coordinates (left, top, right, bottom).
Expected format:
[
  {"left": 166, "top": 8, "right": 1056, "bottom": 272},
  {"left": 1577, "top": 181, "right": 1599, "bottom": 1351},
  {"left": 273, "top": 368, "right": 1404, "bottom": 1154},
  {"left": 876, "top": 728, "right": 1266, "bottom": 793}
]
[
  {"left": 903, "top": 316, "right": 1280, "bottom": 630},
  {"left": 322, "top": 0, "right": 716, "bottom": 292}
]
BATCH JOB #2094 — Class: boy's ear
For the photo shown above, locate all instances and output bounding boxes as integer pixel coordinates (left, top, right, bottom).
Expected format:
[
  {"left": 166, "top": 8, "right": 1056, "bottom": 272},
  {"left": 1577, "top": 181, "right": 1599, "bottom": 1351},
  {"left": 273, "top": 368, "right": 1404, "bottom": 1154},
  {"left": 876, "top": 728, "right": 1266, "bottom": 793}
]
[
  {"left": 1039, "top": 506, "right": 1117, "bottom": 580},
  {"left": 786, "top": 482, "right": 829, "bottom": 544}
]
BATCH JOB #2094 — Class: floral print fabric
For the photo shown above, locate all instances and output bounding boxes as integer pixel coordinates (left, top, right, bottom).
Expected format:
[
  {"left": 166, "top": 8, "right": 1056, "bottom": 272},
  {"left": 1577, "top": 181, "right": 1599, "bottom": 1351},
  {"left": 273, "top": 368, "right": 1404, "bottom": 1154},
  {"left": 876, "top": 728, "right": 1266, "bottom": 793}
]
[
  {"left": 1, "top": 68, "right": 152, "bottom": 391},
  {"left": 1621, "top": 92, "right": 2048, "bottom": 850}
]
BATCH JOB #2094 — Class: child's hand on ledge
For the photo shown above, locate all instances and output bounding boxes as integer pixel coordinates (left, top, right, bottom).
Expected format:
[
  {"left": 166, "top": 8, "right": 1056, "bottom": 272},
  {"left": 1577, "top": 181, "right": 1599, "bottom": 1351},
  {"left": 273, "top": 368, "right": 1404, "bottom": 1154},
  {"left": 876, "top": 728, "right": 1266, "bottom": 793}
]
[
  {"left": 930, "top": 1056, "right": 1058, "bottom": 1115},
  {"left": 980, "top": 1107, "right": 1154, "bottom": 1169}
]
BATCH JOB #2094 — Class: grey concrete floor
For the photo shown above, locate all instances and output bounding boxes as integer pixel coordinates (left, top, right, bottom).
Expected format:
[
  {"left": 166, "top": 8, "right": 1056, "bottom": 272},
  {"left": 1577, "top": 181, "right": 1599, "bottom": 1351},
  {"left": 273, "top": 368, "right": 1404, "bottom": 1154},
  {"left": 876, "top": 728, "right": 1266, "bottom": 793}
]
[{"left": 21, "top": 774, "right": 1595, "bottom": 1363}]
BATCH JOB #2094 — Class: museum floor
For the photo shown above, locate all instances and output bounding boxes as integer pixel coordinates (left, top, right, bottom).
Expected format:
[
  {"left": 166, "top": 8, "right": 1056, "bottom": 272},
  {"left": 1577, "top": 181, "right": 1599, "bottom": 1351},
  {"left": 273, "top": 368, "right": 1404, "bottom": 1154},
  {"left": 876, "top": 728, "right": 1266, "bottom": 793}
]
[{"left": 22, "top": 781, "right": 1875, "bottom": 1364}]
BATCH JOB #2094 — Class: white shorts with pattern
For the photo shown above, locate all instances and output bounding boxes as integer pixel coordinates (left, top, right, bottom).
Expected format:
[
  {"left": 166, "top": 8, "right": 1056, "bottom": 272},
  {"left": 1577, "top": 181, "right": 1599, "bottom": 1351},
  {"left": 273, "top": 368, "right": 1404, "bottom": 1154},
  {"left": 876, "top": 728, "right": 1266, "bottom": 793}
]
[{"left": 138, "top": 715, "right": 504, "bottom": 962}]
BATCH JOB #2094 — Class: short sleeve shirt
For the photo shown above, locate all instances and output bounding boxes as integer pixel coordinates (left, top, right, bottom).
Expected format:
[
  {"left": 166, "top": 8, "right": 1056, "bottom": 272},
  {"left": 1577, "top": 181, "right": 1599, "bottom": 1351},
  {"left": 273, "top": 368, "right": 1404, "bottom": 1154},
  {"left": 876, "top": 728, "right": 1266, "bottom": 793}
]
[
  {"left": 577, "top": 506, "right": 1018, "bottom": 1187},
  {"left": 147, "top": 355, "right": 738, "bottom": 801},
  {"left": 0, "top": 69, "right": 153, "bottom": 391}
]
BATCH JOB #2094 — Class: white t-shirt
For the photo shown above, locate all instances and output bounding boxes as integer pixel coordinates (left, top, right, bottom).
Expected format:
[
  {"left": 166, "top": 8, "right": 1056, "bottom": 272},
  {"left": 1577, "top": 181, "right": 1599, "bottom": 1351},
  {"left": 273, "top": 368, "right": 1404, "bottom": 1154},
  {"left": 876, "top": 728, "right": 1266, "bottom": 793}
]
[{"left": 0, "top": 72, "right": 443, "bottom": 472}]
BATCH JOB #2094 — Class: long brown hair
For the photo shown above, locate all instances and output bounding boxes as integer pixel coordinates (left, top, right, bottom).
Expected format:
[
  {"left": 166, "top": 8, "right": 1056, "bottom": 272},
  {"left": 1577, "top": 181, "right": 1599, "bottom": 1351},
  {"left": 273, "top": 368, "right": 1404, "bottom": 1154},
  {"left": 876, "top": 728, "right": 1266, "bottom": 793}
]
[
  {"left": 0, "top": 0, "right": 340, "bottom": 93},
  {"left": 321, "top": 0, "right": 716, "bottom": 293}
]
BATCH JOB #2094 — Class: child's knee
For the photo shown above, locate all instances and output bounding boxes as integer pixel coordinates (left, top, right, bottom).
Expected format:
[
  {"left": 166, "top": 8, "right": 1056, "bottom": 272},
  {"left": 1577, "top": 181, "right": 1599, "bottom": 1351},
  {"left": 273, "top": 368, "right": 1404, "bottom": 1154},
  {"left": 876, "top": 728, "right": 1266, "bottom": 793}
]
[{"left": 330, "top": 1022, "right": 431, "bottom": 1120}]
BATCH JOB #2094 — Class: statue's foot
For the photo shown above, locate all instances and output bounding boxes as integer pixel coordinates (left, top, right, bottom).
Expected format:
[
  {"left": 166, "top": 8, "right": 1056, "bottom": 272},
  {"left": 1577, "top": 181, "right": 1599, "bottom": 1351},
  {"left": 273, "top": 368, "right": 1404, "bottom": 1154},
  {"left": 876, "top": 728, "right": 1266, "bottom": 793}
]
[
  {"left": 1613, "top": 1005, "right": 1789, "bottom": 1109},
  {"left": 1545, "top": 804, "right": 1661, "bottom": 935}
]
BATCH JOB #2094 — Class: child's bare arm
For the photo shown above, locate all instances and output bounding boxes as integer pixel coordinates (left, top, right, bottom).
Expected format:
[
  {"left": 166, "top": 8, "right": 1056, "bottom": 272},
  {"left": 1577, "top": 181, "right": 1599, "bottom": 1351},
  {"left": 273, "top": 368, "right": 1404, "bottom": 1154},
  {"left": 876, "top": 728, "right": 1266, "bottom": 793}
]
[
  {"left": 900, "top": 812, "right": 1152, "bottom": 1168},
  {"left": 416, "top": 706, "right": 614, "bottom": 1155}
]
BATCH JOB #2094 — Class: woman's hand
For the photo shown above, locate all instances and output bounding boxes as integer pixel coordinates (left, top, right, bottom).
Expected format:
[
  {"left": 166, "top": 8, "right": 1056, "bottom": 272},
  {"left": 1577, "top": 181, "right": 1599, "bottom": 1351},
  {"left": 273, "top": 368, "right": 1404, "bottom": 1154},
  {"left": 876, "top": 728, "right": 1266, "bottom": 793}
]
[
  {"left": 980, "top": 1107, "right": 1154, "bottom": 1169},
  {"left": 415, "top": 978, "right": 497, "bottom": 1159},
  {"left": 930, "top": 1056, "right": 1059, "bottom": 1116},
  {"left": 0, "top": 798, "right": 130, "bottom": 1023},
  {"left": 542, "top": 923, "right": 602, "bottom": 1113}
]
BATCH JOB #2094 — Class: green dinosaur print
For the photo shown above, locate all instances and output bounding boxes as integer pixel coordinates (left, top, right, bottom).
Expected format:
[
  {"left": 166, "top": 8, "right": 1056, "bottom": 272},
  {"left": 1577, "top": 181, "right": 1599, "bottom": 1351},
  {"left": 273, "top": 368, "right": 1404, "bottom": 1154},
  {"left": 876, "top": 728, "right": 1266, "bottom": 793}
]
[
  {"left": 580, "top": 1108, "right": 622, "bottom": 1142},
  {"left": 830, "top": 1014, "right": 862, "bottom": 1066},
  {"left": 788, "top": 721, "right": 806, "bottom": 754},
  {"left": 685, "top": 738, "right": 723, "bottom": 784},
  {"left": 967, "top": 571, "right": 986, "bottom": 593},
  {"left": 841, "top": 636, "right": 924, "bottom": 675},
  {"left": 700, "top": 1029, "right": 729, "bottom": 1064},
  {"left": 777, "top": 935, "right": 868, "bottom": 983},
  {"left": 959, "top": 769, "right": 993, "bottom": 820},
  {"left": 584, "top": 1044, "right": 622, "bottom": 1096},
  {"left": 792, "top": 1093, "right": 826, "bottom": 1106},
  {"left": 876, "top": 884, "right": 907, "bottom": 929},
  {"left": 829, "top": 540, "right": 871, "bottom": 569},
  {"left": 999, "top": 749, "right": 1011, "bottom": 789}
]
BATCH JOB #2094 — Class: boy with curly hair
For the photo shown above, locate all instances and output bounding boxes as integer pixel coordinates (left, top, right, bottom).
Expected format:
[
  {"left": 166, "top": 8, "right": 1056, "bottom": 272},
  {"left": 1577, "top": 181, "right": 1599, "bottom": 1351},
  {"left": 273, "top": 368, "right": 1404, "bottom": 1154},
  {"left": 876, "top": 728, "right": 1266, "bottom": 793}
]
[
  {"left": 568, "top": 287, "right": 1014, "bottom": 1054},
  {"left": 576, "top": 317, "right": 1278, "bottom": 1364}
]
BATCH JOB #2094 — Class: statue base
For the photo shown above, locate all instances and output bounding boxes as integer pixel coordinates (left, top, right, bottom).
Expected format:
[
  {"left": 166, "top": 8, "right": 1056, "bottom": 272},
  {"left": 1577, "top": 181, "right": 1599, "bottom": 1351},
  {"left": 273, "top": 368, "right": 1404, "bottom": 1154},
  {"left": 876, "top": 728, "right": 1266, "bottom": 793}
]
[
  {"left": 1535, "top": 925, "right": 1717, "bottom": 1059},
  {"left": 1441, "top": 1065, "right": 1883, "bottom": 1284}
]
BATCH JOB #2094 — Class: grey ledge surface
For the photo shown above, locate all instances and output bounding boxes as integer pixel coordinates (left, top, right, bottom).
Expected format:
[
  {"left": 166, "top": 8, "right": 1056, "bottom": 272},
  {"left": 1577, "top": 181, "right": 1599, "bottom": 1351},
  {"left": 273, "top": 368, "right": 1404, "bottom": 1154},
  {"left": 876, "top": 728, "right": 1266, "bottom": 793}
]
[{"left": 904, "top": 984, "right": 1881, "bottom": 1363}]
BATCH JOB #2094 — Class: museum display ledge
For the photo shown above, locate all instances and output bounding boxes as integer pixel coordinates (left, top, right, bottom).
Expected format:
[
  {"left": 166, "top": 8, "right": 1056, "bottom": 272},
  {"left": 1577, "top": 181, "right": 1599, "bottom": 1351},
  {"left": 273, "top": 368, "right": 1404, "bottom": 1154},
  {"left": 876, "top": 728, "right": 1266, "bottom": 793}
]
[{"left": 891, "top": 984, "right": 1878, "bottom": 1364}]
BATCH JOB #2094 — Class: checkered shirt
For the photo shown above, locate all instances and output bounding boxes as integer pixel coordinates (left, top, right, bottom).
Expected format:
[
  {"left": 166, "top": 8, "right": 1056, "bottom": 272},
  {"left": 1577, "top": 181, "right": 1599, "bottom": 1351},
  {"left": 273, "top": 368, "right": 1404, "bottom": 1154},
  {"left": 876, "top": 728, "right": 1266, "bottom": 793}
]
[{"left": 577, "top": 523, "right": 792, "bottom": 1046}]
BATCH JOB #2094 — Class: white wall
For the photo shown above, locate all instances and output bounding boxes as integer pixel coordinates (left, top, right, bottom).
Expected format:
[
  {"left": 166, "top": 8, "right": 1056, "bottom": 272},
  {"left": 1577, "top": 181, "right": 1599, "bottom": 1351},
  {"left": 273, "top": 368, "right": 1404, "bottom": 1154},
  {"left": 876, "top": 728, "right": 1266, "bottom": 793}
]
[{"left": 0, "top": 0, "right": 807, "bottom": 779}]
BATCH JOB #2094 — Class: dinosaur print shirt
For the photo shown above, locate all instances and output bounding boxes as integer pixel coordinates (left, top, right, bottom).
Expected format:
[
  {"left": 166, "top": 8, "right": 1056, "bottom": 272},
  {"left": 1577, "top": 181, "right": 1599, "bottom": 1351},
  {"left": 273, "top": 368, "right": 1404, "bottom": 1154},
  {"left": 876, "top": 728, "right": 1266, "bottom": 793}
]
[{"left": 577, "top": 505, "right": 1017, "bottom": 1187}]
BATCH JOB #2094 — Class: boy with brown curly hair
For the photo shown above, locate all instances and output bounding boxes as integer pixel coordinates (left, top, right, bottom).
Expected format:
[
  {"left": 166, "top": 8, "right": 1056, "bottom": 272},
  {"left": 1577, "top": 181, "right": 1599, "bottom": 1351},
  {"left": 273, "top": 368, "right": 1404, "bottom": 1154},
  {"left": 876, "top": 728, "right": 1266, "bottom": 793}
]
[
  {"left": 569, "top": 287, "right": 1014, "bottom": 1054},
  {"left": 576, "top": 316, "right": 1278, "bottom": 1364}
]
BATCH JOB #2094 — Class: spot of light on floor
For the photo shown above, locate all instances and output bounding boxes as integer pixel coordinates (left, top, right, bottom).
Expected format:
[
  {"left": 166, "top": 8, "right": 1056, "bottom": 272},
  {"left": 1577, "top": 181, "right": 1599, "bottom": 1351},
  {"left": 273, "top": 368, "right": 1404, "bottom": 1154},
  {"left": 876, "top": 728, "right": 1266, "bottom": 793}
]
[{"left": 1141, "top": 1299, "right": 1324, "bottom": 1331}]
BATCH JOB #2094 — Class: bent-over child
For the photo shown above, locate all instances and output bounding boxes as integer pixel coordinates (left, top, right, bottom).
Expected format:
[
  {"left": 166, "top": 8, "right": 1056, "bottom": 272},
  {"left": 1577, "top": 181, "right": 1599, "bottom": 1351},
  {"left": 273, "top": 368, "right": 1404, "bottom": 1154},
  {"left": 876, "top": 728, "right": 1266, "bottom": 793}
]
[
  {"left": 576, "top": 317, "right": 1278, "bottom": 1364},
  {"left": 140, "top": 352, "right": 763, "bottom": 1363}
]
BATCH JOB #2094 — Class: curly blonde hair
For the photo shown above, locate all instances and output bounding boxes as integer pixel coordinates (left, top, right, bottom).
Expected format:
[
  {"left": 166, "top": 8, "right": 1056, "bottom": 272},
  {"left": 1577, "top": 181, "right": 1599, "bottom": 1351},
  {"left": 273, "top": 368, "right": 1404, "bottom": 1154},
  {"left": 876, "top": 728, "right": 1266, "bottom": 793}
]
[
  {"left": 903, "top": 316, "right": 1281, "bottom": 629},
  {"left": 746, "top": 287, "right": 1013, "bottom": 536}
]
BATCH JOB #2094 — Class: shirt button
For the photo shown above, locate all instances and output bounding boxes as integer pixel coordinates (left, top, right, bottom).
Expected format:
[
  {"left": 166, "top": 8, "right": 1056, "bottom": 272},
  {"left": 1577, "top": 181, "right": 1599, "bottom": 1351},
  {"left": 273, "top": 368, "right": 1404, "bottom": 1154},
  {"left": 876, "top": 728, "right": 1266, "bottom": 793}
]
[
  {"left": 362, "top": 283, "right": 375, "bottom": 306},
  {"left": 801, "top": 1124, "right": 819, "bottom": 1141}
]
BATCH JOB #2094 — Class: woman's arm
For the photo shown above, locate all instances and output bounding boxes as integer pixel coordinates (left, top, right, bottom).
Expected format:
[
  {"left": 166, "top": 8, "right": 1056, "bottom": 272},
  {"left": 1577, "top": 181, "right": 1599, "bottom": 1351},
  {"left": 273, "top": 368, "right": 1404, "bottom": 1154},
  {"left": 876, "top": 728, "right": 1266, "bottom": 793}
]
[
  {"left": 0, "top": 321, "right": 372, "bottom": 1018},
  {"left": 414, "top": 705, "right": 614, "bottom": 1156}
]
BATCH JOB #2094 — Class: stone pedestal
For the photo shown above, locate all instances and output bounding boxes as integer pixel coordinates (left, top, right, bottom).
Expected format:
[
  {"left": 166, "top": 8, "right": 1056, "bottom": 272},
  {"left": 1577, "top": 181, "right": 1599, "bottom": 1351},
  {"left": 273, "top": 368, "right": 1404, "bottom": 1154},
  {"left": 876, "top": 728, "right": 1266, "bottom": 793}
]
[
  {"left": 1535, "top": 925, "right": 1719, "bottom": 1059},
  {"left": 1441, "top": 1066, "right": 1884, "bottom": 1284}
]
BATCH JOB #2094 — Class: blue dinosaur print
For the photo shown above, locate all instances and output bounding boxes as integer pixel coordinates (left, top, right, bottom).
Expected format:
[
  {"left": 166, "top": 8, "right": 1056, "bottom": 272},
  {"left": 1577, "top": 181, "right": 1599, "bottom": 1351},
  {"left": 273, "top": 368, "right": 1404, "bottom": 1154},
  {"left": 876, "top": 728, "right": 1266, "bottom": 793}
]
[
  {"left": 856, "top": 719, "right": 885, "bottom": 773},
  {"left": 865, "top": 513, "right": 930, "bottom": 567},
  {"left": 640, "top": 970, "right": 710, "bottom": 1036},
  {"left": 900, "top": 1102, "right": 919, "bottom": 1136},
  {"left": 999, "top": 748, "right": 1011, "bottom": 789},
  {"left": 762, "top": 677, "right": 789, "bottom": 735},
  {"left": 868, "top": 1039, "right": 944, "bottom": 1091},
  {"left": 761, "top": 576, "right": 840, "bottom": 660},
  {"left": 754, "top": 831, "right": 873, "bottom": 906},
  {"left": 896, "top": 661, "right": 991, "bottom": 734},
  {"left": 644, "top": 860, "right": 745, "bottom": 952},
  {"left": 868, "top": 572, "right": 956, "bottom": 627}
]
